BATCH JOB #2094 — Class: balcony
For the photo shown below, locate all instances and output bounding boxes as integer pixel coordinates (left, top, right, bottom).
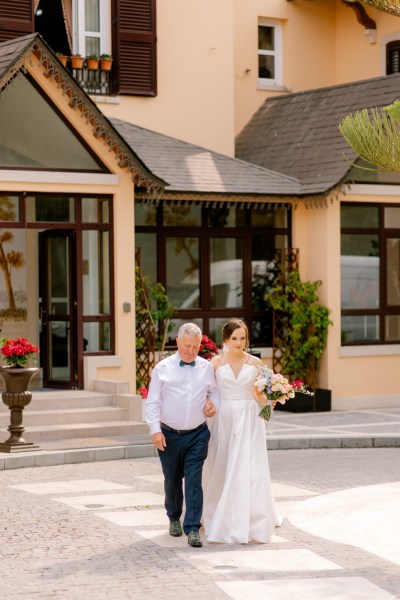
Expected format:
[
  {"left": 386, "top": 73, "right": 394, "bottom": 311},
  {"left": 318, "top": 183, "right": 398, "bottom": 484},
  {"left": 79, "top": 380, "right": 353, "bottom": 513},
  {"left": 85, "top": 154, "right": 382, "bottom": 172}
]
[{"left": 57, "top": 55, "right": 114, "bottom": 96}]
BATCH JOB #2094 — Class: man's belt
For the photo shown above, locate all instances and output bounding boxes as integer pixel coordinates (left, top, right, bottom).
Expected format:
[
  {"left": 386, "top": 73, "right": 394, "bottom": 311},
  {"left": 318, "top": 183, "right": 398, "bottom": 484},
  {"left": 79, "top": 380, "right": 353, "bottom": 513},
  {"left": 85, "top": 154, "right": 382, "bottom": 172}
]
[{"left": 160, "top": 422, "right": 207, "bottom": 435}]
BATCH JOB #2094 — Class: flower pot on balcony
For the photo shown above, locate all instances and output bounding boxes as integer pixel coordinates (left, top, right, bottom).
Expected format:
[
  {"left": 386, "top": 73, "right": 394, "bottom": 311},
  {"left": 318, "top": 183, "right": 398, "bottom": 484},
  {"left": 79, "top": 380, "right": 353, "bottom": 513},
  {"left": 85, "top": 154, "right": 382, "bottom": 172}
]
[
  {"left": 57, "top": 54, "right": 68, "bottom": 67},
  {"left": 100, "top": 57, "right": 113, "bottom": 71},
  {"left": 86, "top": 58, "right": 99, "bottom": 70},
  {"left": 70, "top": 55, "right": 84, "bottom": 69},
  {"left": 0, "top": 367, "right": 40, "bottom": 452}
]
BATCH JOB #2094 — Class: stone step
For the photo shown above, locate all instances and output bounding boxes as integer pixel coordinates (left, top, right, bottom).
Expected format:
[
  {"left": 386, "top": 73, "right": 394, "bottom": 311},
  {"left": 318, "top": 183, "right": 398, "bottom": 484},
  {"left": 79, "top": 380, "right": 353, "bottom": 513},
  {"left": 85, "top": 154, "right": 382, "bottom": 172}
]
[
  {"left": 0, "top": 406, "right": 129, "bottom": 427},
  {"left": 0, "top": 390, "right": 115, "bottom": 411},
  {"left": 0, "top": 420, "right": 150, "bottom": 442}
]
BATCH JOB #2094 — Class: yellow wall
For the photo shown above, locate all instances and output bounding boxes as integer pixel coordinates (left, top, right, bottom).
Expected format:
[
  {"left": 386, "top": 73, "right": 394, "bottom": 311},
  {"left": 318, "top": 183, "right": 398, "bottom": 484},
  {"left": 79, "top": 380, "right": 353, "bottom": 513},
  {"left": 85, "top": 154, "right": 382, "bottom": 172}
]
[
  {"left": 233, "top": 0, "right": 400, "bottom": 135},
  {"left": 99, "top": 0, "right": 235, "bottom": 156}
]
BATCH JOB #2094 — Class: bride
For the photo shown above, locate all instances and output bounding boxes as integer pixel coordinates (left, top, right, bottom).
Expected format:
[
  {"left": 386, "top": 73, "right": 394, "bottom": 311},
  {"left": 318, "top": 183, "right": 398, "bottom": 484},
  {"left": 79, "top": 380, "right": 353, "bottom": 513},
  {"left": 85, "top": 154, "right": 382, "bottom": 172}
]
[{"left": 203, "top": 319, "right": 281, "bottom": 544}]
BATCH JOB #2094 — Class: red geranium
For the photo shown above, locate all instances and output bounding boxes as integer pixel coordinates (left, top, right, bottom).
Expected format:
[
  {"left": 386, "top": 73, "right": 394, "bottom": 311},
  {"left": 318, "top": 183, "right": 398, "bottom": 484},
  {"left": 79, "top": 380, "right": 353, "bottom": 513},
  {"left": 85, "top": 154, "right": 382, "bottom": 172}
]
[
  {"left": 0, "top": 337, "right": 39, "bottom": 368},
  {"left": 198, "top": 335, "right": 219, "bottom": 360}
]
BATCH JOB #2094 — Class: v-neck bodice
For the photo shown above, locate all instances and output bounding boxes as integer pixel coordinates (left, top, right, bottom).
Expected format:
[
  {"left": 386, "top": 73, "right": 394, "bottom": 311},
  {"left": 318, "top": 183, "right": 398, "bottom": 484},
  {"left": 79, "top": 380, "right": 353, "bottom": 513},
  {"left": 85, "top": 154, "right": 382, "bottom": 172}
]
[{"left": 215, "top": 363, "right": 259, "bottom": 402}]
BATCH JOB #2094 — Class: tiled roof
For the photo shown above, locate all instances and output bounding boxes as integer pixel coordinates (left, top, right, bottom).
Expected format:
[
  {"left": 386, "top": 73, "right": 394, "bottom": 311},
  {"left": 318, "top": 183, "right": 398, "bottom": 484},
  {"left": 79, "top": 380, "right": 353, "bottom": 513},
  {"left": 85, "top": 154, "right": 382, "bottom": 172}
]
[
  {"left": 235, "top": 74, "right": 400, "bottom": 195},
  {"left": 0, "top": 34, "right": 37, "bottom": 78},
  {"left": 111, "top": 118, "right": 302, "bottom": 196}
]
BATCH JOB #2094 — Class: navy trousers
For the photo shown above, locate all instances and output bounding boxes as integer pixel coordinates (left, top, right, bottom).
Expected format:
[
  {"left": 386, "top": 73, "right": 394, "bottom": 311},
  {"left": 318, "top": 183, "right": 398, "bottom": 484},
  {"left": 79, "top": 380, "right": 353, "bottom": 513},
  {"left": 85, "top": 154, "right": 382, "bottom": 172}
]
[{"left": 158, "top": 423, "right": 210, "bottom": 535}]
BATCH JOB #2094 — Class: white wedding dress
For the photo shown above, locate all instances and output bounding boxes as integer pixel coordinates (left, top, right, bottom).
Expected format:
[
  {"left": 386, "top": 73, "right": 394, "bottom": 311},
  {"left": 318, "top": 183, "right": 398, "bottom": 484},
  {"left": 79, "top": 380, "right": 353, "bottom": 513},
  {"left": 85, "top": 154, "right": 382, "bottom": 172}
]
[{"left": 203, "top": 363, "right": 281, "bottom": 544}]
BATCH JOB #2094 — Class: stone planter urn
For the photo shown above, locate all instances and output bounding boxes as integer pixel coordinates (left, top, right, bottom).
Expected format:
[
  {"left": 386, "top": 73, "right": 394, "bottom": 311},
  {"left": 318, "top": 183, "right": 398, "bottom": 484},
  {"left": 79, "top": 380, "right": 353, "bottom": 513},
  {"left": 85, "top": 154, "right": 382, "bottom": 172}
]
[{"left": 0, "top": 367, "right": 40, "bottom": 452}]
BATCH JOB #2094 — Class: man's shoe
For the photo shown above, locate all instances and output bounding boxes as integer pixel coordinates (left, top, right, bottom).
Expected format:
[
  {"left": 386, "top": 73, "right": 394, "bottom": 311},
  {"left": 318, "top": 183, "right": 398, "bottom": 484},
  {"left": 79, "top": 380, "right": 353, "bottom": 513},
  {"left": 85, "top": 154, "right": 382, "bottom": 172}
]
[
  {"left": 169, "top": 520, "right": 183, "bottom": 537},
  {"left": 188, "top": 530, "right": 202, "bottom": 547}
]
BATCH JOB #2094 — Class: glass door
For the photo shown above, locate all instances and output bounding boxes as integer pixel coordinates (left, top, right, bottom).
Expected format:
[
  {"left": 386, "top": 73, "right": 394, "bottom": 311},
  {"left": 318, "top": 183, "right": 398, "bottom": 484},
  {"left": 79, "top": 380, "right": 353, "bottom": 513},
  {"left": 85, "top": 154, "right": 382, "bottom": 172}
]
[{"left": 39, "top": 230, "right": 77, "bottom": 388}]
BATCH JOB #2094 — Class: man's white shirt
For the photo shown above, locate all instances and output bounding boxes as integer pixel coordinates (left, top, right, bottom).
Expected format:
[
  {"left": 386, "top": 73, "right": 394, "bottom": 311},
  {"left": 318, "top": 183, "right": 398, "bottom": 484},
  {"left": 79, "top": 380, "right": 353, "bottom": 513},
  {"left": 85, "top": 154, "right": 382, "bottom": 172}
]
[{"left": 145, "top": 353, "right": 219, "bottom": 435}]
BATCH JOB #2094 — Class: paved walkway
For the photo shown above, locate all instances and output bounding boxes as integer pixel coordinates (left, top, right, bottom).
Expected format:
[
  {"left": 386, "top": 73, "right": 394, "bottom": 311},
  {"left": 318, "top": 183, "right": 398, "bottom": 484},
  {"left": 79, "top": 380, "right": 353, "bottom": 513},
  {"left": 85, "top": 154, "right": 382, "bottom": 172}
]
[
  {"left": 0, "top": 448, "right": 399, "bottom": 599},
  {"left": 0, "top": 406, "right": 399, "bottom": 470}
]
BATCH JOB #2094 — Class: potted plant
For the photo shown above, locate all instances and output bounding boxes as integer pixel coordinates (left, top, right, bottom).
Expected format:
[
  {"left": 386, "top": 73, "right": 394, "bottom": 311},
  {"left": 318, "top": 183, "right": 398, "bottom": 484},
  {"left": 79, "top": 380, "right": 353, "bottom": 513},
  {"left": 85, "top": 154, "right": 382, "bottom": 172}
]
[
  {"left": 0, "top": 337, "right": 40, "bottom": 451},
  {"left": 70, "top": 54, "right": 84, "bottom": 69},
  {"left": 99, "top": 53, "right": 113, "bottom": 71},
  {"left": 85, "top": 54, "right": 99, "bottom": 70},
  {"left": 265, "top": 269, "right": 332, "bottom": 412},
  {"left": 56, "top": 52, "right": 68, "bottom": 67}
]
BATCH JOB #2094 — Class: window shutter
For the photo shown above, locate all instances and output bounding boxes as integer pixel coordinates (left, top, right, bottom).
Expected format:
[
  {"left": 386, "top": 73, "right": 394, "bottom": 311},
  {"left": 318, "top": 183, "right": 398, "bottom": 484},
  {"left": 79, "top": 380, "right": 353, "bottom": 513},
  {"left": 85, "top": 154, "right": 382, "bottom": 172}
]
[
  {"left": 112, "top": 0, "right": 157, "bottom": 96},
  {"left": 0, "top": 0, "right": 34, "bottom": 43}
]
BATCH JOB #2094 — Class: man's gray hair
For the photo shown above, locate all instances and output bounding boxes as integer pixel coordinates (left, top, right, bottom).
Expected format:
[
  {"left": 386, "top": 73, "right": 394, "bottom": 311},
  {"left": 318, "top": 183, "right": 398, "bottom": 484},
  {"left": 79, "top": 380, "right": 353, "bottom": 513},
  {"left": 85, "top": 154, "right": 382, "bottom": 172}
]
[{"left": 177, "top": 323, "right": 202, "bottom": 339}]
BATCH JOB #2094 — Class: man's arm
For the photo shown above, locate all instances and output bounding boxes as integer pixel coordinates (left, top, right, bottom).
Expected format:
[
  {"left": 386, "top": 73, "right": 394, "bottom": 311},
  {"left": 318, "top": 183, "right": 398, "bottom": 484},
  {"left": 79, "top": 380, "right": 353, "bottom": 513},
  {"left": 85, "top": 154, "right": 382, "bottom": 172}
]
[{"left": 203, "top": 363, "right": 219, "bottom": 417}]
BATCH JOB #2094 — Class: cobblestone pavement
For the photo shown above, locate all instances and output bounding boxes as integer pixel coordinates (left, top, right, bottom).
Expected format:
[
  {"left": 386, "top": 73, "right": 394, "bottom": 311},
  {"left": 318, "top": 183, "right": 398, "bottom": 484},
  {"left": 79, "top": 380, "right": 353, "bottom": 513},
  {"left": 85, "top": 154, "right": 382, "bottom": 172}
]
[{"left": 1, "top": 448, "right": 399, "bottom": 600}]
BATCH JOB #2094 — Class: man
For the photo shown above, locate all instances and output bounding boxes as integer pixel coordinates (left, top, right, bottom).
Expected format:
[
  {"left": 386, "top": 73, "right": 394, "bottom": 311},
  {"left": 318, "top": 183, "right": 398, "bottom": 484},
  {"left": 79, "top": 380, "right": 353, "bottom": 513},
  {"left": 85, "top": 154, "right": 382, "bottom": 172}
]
[{"left": 145, "top": 323, "right": 219, "bottom": 548}]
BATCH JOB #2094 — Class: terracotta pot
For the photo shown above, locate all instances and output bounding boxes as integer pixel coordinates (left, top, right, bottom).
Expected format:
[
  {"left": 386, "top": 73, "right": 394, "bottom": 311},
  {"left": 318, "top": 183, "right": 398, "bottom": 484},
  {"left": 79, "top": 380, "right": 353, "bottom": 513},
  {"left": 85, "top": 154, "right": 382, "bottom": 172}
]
[
  {"left": 70, "top": 56, "right": 84, "bottom": 69},
  {"left": 0, "top": 367, "right": 40, "bottom": 452},
  {"left": 86, "top": 58, "right": 99, "bottom": 70},
  {"left": 57, "top": 55, "right": 68, "bottom": 67},
  {"left": 100, "top": 58, "right": 113, "bottom": 71}
]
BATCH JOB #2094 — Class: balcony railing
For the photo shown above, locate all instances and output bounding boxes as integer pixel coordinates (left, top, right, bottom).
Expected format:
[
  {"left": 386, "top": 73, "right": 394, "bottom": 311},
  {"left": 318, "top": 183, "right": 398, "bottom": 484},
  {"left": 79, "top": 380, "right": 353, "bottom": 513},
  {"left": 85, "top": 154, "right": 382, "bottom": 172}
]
[
  {"left": 58, "top": 57, "right": 114, "bottom": 95},
  {"left": 71, "top": 66, "right": 113, "bottom": 95}
]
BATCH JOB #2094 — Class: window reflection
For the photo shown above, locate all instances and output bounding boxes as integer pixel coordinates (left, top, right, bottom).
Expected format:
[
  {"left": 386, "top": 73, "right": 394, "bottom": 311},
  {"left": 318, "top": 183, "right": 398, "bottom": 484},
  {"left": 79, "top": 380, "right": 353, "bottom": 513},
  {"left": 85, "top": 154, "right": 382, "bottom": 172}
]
[
  {"left": 208, "top": 206, "right": 245, "bottom": 227},
  {"left": 210, "top": 238, "right": 243, "bottom": 308},
  {"left": 385, "top": 315, "right": 400, "bottom": 341},
  {"left": 163, "top": 205, "right": 201, "bottom": 227},
  {"left": 82, "top": 197, "right": 109, "bottom": 223},
  {"left": 26, "top": 195, "right": 75, "bottom": 223},
  {"left": 0, "top": 196, "right": 19, "bottom": 222},
  {"left": 387, "top": 239, "right": 400, "bottom": 306},
  {"left": 83, "top": 322, "right": 111, "bottom": 352},
  {"left": 341, "top": 315, "right": 379, "bottom": 343},
  {"left": 135, "top": 204, "right": 157, "bottom": 226},
  {"left": 341, "top": 234, "right": 380, "bottom": 309},
  {"left": 83, "top": 231, "right": 110, "bottom": 314},
  {"left": 166, "top": 237, "right": 200, "bottom": 308}
]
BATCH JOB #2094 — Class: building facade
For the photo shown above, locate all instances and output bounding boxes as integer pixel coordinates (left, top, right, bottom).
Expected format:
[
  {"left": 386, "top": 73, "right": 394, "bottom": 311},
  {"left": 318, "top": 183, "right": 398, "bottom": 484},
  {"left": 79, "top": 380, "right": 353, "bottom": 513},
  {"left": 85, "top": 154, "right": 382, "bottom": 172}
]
[{"left": 2, "top": 0, "right": 400, "bottom": 408}]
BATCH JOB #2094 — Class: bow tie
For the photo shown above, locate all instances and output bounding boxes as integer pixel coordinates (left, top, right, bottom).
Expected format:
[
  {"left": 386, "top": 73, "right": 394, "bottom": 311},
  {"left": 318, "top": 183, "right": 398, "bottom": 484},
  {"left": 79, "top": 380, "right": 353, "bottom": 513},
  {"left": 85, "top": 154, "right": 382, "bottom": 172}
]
[{"left": 179, "top": 360, "right": 196, "bottom": 367}]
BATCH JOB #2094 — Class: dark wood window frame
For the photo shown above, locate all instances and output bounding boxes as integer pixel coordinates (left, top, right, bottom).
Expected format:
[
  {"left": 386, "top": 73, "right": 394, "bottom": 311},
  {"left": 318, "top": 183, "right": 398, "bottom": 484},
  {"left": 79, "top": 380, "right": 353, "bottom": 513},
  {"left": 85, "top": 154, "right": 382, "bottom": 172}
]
[
  {"left": 386, "top": 40, "right": 400, "bottom": 75},
  {"left": 136, "top": 203, "right": 292, "bottom": 347},
  {"left": 0, "top": 192, "right": 115, "bottom": 359},
  {"left": 341, "top": 201, "right": 400, "bottom": 345}
]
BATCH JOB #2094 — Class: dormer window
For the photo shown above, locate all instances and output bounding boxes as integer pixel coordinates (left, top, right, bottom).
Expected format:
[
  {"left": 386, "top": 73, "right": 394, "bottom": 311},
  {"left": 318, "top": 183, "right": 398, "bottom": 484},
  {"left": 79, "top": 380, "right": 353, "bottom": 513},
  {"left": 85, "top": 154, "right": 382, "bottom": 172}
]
[{"left": 386, "top": 40, "right": 400, "bottom": 74}]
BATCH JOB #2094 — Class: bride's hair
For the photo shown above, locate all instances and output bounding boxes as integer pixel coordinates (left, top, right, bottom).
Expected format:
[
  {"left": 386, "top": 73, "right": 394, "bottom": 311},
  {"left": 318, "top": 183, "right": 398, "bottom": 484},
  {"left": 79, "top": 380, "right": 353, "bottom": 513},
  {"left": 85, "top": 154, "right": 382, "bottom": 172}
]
[{"left": 222, "top": 320, "right": 249, "bottom": 347}]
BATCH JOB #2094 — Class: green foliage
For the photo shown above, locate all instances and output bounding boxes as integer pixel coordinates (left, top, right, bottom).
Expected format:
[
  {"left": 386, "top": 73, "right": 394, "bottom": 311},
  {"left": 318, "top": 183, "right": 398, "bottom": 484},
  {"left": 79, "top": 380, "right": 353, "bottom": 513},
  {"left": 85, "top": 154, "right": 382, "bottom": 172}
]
[
  {"left": 339, "top": 107, "right": 400, "bottom": 173},
  {"left": 135, "top": 267, "right": 176, "bottom": 352},
  {"left": 354, "top": 0, "right": 400, "bottom": 16},
  {"left": 265, "top": 270, "right": 332, "bottom": 389}
]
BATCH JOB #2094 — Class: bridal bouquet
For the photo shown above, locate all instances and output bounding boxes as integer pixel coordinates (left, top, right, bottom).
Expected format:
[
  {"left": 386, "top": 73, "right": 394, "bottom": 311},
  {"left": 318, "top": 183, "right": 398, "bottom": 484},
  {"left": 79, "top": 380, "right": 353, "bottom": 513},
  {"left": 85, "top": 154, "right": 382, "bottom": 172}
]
[{"left": 254, "top": 366, "right": 314, "bottom": 421}]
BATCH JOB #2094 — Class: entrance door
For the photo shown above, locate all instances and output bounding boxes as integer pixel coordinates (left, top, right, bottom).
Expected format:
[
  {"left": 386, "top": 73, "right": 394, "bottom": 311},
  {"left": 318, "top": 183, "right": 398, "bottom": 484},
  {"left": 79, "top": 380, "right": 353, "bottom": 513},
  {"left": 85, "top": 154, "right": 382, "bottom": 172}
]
[{"left": 39, "top": 230, "right": 78, "bottom": 388}]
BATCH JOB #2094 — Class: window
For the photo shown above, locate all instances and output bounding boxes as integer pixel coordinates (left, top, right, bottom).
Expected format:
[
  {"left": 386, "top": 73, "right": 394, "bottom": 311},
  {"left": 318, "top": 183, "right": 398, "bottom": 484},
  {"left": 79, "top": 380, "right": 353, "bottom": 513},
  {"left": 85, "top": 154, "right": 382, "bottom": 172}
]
[
  {"left": 257, "top": 20, "right": 282, "bottom": 86},
  {"left": 341, "top": 203, "right": 400, "bottom": 344},
  {"left": 74, "top": 0, "right": 111, "bottom": 57},
  {"left": 386, "top": 41, "right": 400, "bottom": 74},
  {"left": 1, "top": 0, "right": 157, "bottom": 97},
  {"left": 135, "top": 203, "right": 291, "bottom": 347}
]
